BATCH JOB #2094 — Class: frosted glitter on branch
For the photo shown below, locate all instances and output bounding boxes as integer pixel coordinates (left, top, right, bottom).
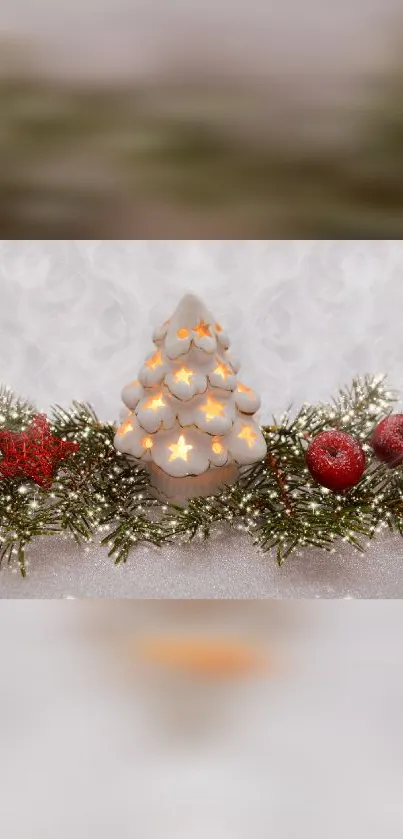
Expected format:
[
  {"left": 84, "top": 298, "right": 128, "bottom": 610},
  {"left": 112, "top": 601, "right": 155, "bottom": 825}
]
[{"left": 0, "top": 374, "right": 400, "bottom": 575}]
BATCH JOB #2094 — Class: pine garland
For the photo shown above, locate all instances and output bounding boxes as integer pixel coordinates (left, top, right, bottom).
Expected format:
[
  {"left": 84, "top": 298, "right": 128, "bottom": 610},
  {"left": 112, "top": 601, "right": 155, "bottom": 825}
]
[{"left": 0, "top": 375, "right": 401, "bottom": 576}]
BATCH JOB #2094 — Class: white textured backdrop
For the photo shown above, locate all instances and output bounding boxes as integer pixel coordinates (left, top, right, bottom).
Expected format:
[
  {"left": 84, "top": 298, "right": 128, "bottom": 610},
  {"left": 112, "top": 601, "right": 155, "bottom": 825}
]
[{"left": 1, "top": 239, "right": 403, "bottom": 420}]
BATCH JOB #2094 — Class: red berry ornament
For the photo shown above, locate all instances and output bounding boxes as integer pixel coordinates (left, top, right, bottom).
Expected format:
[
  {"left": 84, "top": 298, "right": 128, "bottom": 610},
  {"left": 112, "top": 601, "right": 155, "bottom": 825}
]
[
  {"left": 306, "top": 430, "right": 365, "bottom": 491},
  {"left": 371, "top": 414, "right": 403, "bottom": 466}
]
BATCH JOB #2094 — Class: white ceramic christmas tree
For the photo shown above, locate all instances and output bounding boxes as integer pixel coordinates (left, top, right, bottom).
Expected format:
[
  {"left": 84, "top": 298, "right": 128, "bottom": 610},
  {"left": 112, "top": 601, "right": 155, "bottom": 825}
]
[{"left": 114, "top": 294, "right": 267, "bottom": 504}]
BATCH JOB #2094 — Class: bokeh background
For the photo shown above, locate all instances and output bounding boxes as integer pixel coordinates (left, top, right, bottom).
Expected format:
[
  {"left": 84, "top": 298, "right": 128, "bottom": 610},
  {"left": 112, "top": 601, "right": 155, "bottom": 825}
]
[
  {"left": 2, "top": 0, "right": 403, "bottom": 236},
  {"left": 1, "top": 601, "right": 403, "bottom": 836}
]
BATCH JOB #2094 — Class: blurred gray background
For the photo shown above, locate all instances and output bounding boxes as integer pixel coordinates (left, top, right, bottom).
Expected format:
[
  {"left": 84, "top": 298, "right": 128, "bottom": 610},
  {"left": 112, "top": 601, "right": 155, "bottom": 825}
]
[
  {"left": 2, "top": 0, "right": 401, "bottom": 80},
  {"left": 2, "top": 1, "right": 403, "bottom": 236},
  {"left": 1, "top": 601, "right": 403, "bottom": 836}
]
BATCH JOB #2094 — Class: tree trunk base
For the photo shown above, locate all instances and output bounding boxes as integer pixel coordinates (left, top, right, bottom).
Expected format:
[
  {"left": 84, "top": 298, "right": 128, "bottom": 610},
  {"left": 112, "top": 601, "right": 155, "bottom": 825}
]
[{"left": 147, "top": 462, "right": 239, "bottom": 507}]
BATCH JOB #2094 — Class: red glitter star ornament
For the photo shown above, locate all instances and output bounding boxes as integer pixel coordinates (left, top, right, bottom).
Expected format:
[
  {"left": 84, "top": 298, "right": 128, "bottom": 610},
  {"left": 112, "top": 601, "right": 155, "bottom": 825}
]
[{"left": 0, "top": 413, "right": 79, "bottom": 488}]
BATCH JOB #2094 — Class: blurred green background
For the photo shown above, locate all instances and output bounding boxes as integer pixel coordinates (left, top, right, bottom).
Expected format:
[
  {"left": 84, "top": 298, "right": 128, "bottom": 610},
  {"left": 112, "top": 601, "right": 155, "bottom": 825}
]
[{"left": 1, "top": 36, "right": 403, "bottom": 237}]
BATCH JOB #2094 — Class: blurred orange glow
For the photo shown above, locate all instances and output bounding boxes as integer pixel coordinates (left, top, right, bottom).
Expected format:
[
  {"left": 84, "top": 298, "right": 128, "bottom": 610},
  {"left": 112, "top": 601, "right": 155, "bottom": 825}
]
[
  {"left": 1, "top": 603, "right": 403, "bottom": 836},
  {"left": 137, "top": 635, "right": 270, "bottom": 679}
]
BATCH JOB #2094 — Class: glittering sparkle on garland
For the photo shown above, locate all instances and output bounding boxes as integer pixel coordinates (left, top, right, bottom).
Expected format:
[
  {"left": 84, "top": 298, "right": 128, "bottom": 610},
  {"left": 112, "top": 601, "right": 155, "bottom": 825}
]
[
  {"left": 0, "top": 376, "right": 402, "bottom": 577},
  {"left": 0, "top": 414, "right": 79, "bottom": 487}
]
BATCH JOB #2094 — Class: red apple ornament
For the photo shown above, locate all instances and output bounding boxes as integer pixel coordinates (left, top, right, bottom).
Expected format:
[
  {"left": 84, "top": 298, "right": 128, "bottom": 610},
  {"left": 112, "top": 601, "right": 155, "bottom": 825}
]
[
  {"left": 306, "top": 430, "right": 365, "bottom": 491},
  {"left": 371, "top": 414, "right": 403, "bottom": 466}
]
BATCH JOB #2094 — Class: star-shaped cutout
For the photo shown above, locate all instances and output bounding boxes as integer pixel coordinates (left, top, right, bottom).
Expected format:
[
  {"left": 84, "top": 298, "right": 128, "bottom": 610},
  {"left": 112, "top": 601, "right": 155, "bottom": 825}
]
[
  {"left": 213, "top": 359, "right": 232, "bottom": 380},
  {"left": 237, "top": 382, "right": 253, "bottom": 395},
  {"left": 118, "top": 419, "right": 133, "bottom": 437},
  {"left": 168, "top": 434, "right": 193, "bottom": 462},
  {"left": 144, "top": 393, "right": 165, "bottom": 412},
  {"left": 200, "top": 396, "right": 225, "bottom": 421},
  {"left": 237, "top": 424, "right": 257, "bottom": 448},
  {"left": 0, "top": 414, "right": 79, "bottom": 488},
  {"left": 174, "top": 366, "right": 194, "bottom": 386},
  {"left": 145, "top": 350, "right": 163, "bottom": 370},
  {"left": 193, "top": 319, "right": 211, "bottom": 339}
]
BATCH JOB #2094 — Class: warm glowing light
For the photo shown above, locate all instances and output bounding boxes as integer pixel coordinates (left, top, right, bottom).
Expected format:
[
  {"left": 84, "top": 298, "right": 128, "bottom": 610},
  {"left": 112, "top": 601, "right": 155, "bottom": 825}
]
[
  {"left": 237, "top": 382, "right": 253, "bottom": 395},
  {"left": 212, "top": 439, "right": 224, "bottom": 455},
  {"left": 118, "top": 419, "right": 133, "bottom": 437},
  {"left": 138, "top": 636, "right": 268, "bottom": 678},
  {"left": 168, "top": 434, "right": 193, "bottom": 462},
  {"left": 142, "top": 436, "right": 153, "bottom": 449},
  {"left": 193, "top": 319, "right": 211, "bottom": 339},
  {"left": 177, "top": 328, "right": 189, "bottom": 339},
  {"left": 238, "top": 424, "right": 257, "bottom": 448},
  {"left": 174, "top": 366, "right": 194, "bottom": 385},
  {"left": 213, "top": 359, "right": 232, "bottom": 380},
  {"left": 130, "top": 379, "right": 139, "bottom": 387},
  {"left": 144, "top": 393, "right": 165, "bottom": 411},
  {"left": 200, "top": 396, "right": 225, "bottom": 421},
  {"left": 145, "top": 350, "right": 163, "bottom": 370},
  {"left": 215, "top": 323, "right": 223, "bottom": 332}
]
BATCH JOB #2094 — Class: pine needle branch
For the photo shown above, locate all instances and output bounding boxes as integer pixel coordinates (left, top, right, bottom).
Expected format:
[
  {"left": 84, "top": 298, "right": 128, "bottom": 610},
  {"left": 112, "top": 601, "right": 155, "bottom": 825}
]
[{"left": 0, "top": 375, "right": 401, "bottom": 574}]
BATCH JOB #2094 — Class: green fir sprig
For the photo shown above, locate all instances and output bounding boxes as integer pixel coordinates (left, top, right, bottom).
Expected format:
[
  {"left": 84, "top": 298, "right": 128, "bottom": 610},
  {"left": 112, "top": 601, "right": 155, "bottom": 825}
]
[{"left": 0, "top": 375, "right": 401, "bottom": 575}]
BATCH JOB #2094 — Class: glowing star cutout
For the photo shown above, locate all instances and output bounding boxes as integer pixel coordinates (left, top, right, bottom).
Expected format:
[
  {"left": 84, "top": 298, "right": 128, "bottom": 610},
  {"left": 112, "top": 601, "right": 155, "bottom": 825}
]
[
  {"left": 193, "top": 319, "right": 211, "bottom": 339},
  {"left": 174, "top": 366, "right": 194, "bottom": 385},
  {"left": 168, "top": 435, "right": 193, "bottom": 462},
  {"left": 142, "top": 436, "right": 153, "bottom": 449},
  {"left": 146, "top": 350, "right": 163, "bottom": 370},
  {"left": 212, "top": 440, "right": 224, "bottom": 454},
  {"left": 213, "top": 359, "right": 232, "bottom": 380},
  {"left": 177, "top": 328, "right": 189, "bottom": 339},
  {"left": 237, "top": 382, "right": 253, "bottom": 395},
  {"left": 118, "top": 419, "right": 133, "bottom": 437},
  {"left": 200, "top": 397, "right": 225, "bottom": 421},
  {"left": 238, "top": 425, "right": 257, "bottom": 448},
  {"left": 145, "top": 393, "right": 165, "bottom": 411}
]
